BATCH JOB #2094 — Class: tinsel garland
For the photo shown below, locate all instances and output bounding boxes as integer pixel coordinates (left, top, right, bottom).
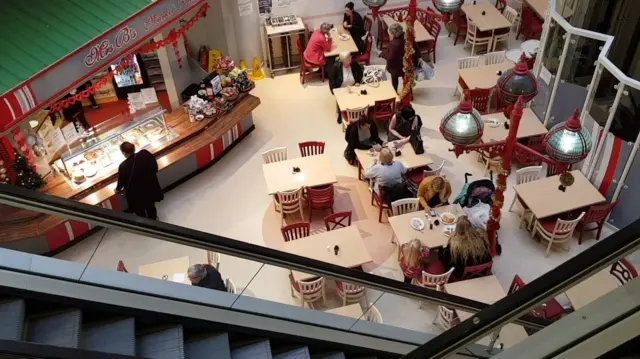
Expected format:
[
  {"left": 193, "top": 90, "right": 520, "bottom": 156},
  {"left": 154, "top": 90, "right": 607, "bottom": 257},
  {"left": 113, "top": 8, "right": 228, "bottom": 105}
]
[{"left": 399, "top": 13, "right": 417, "bottom": 101}]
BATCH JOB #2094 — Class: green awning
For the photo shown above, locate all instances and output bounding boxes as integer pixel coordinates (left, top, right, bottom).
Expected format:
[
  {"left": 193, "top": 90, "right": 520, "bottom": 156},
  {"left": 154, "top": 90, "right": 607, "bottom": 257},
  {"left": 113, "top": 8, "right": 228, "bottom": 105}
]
[{"left": 0, "top": 0, "right": 152, "bottom": 94}]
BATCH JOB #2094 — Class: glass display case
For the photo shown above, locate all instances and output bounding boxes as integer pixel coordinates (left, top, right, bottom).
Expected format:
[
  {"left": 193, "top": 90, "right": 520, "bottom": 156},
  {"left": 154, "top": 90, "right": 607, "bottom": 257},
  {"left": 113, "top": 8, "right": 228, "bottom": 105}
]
[{"left": 50, "top": 106, "right": 178, "bottom": 186}]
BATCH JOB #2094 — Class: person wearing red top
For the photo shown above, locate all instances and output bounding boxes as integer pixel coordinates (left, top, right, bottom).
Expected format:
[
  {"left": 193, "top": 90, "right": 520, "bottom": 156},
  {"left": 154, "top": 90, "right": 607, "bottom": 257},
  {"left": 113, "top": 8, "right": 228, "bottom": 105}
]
[
  {"left": 303, "top": 23, "right": 333, "bottom": 67},
  {"left": 398, "top": 239, "right": 430, "bottom": 283}
]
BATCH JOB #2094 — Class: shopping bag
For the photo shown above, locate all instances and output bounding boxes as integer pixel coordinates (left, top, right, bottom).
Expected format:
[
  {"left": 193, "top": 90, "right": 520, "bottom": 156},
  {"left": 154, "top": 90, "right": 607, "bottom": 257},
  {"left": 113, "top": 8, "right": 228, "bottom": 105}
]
[{"left": 415, "top": 59, "right": 435, "bottom": 81}]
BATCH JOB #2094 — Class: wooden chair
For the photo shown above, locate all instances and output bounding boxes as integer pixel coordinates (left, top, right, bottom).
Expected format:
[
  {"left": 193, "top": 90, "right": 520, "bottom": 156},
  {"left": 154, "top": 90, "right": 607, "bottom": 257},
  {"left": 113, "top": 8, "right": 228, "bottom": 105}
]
[
  {"left": 324, "top": 211, "right": 352, "bottom": 231},
  {"left": 485, "top": 51, "right": 506, "bottom": 66},
  {"left": 336, "top": 282, "right": 366, "bottom": 306},
  {"left": 343, "top": 105, "right": 369, "bottom": 132},
  {"left": 207, "top": 251, "right": 221, "bottom": 271},
  {"left": 496, "top": 0, "right": 507, "bottom": 12},
  {"left": 456, "top": 57, "right": 480, "bottom": 96},
  {"left": 262, "top": 146, "right": 287, "bottom": 164},
  {"left": 117, "top": 260, "right": 128, "bottom": 273},
  {"left": 420, "top": 20, "right": 442, "bottom": 63},
  {"left": 289, "top": 272, "right": 326, "bottom": 308},
  {"left": 364, "top": 15, "right": 373, "bottom": 33},
  {"left": 509, "top": 275, "right": 565, "bottom": 320},
  {"left": 365, "top": 304, "right": 383, "bottom": 323},
  {"left": 281, "top": 222, "right": 311, "bottom": 242},
  {"left": 500, "top": 6, "right": 520, "bottom": 47},
  {"left": 460, "top": 261, "right": 493, "bottom": 280},
  {"left": 353, "top": 34, "right": 373, "bottom": 66},
  {"left": 509, "top": 165, "right": 542, "bottom": 214},
  {"left": 371, "top": 98, "right": 396, "bottom": 126},
  {"left": 532, "top": 212, "right": 585, "bottom": 257},
  {"left": 225, "top": 277, "right": 236, "bottom": 294},
  {"left": 432, "top": 285, "right": 460, "bottom": 330},
  {"left": 307, "top": 184, "right": 335, "bottom": 218},
  {"left": 450, "top": 9, "right": 468, "bottom": 46},
  {"left": 372, "top": 185, "right": 391, "bottom": 223},
  {"left": 575, "top": 201, "right": 619, "bottom": 244},
  {"left": 511, "top": 0, "right": 524, "bottom": 34},
  {"left": 465, "top": 18, "right": 493, "bottom": 55},
  {"left": 417, "top": 267, "right": 455, "bottom": 289},
  {"left": 610, "top": 259, "right": 638, "bottom": 285},
  {"left": 278, "top": 187, "right": 304, "bottom": 225},
  {"left": 482, "top": 155, "right": 502, "bottom": 177},
  {"left": 518, "top": 6, "right": 543, "bottom": 40},
  {"left": 391, "top": 198, "right": 420, "bottom": 216},
  {"left": 468, "top": 88, "right": 492, "bottom": 114},
  {"left": 298, "top": 141, "right": 325, "bottom": 157},
  {"left": 296, "top": 38, "right": 325, "bottom": 84}
]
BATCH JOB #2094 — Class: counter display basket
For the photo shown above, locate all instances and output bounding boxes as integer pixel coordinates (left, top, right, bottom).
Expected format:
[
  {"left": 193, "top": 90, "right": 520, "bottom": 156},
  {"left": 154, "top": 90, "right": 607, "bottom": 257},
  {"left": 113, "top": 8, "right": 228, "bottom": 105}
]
[{"left": 50, "top": 106, "right": 177, "bottom": 185}]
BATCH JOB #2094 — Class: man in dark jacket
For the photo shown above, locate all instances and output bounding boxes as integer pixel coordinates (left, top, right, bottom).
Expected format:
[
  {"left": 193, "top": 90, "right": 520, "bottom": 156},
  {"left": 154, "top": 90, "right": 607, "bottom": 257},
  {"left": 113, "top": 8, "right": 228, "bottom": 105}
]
[
  {"left": 115, "top": 142, "right": 163, "bottom": 219},
  {"left": 330, "top": 52, "right": 364, "bottom": 124},
  {"left": 187, "top": 264, "right": 226, "bottom": 291},
  {"left": 343, "top": 2, "right": 366, "bottom": 53}
]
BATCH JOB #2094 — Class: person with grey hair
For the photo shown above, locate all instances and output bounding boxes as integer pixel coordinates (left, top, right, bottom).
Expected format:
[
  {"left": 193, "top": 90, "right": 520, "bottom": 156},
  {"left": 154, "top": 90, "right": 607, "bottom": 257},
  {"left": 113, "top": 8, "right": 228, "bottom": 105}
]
[
  {"left": 380, "top": 23, "right": 420, "bottom": 93},
  {"left": 303, "top": 22, "right": 333, "bottom": 67},
  {"left": 329, "top": 52, "right": 364, "bottom": 123},
  {"left": 187, "top": 263, "right": 226, "bottom": 291}
]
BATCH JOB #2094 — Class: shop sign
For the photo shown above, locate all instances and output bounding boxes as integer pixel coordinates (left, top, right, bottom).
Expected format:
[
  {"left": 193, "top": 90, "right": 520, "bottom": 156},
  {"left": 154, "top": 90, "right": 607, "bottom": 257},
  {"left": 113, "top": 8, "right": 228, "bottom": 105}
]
[{"left": 84, "top": 26, "right": 138, "bottom": 68}]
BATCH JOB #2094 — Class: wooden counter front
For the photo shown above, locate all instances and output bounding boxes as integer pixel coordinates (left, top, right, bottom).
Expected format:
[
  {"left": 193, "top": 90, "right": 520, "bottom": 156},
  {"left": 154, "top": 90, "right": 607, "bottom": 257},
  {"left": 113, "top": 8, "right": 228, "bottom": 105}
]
[{"left": 0, "top": 95, "right": 260, "bottom": 251}]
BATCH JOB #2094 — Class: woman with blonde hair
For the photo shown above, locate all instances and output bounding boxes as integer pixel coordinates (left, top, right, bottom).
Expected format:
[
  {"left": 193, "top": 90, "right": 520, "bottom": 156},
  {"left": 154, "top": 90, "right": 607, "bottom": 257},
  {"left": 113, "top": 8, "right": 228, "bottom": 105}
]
[
  {"left": 439, "top": 216, "right": 492, "bottom": 278},
  {"left": 398, "top": 238, "right": 429, "bottom": 283},
  {"left": 364, "top": 147, "right": 407, "bottom": 195},
  {"left": 417, "top": 175, "right": 452, "bottom": 209},
  {"left": 303, "top": 22, "right": 333, "bottom": 68}
]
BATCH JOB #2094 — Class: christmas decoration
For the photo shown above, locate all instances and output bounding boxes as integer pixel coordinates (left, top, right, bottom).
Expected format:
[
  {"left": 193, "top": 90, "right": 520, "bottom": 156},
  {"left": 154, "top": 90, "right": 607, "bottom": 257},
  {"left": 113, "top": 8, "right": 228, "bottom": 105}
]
[
  {"left": 399, "top": 0, "right": 418, "bottom": 106},
  {"left": 12, "top": 150, "right": 44, "bottom": 189}
]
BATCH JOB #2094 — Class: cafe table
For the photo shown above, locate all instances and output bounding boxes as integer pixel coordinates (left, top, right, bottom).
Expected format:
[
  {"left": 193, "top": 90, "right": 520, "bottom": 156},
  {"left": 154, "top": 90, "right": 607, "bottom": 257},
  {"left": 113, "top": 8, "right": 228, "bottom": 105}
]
[
  {"left": 138, "top": 256, "right": 190, "bottom": 284},
  {"left": 355, "top": 142, "right": 433, "bottom": 180},
  {"left": 513, "top": 170, "right": 606, "bottom": 220},
  {"left": 565, "top": 267, "right": 622, "bottom": 310},
  {"left": 333, "top": 82, "right": 398, "bottom": 111},
  {"left": 445, "top": 275, "right": 529, "bottom": 348},
  {"left": 325, "top": 25, "right": 359, "bottom": 57},
  {"left": 525, "top": 0, "right": 573, "bottom": 19},
  {"left": 461, "top": 2, "right": 512, "bottom": 43},
  {"left": 389, "top": 204, "right": 465, "bottom": 247},
  {"left": 458, "top": 62, "right": 514, "bottom": 90},
  {"left": 284, "top": 226, "right": 372, "bottom": 281},
  {"left": 481, "top": 109, "right": 548, "bottom": 142},
  {"left": 325, "top": 303, "right": 365, "bottom": 319},
  {"left": 383, "top": 15, "right": 433, "bottom": 43},
  {"left": 262, "top": 154, "right": 337, "bottom": 195}
]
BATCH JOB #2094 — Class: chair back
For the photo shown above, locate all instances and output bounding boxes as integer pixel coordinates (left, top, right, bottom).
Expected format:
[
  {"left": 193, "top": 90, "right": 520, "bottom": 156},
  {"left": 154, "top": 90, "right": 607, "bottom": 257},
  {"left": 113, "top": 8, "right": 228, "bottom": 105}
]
[
  {"left": 365, "top": 305, "right": 383, "bottom": 323},
  {"left": 468, "top": 88, "right": 492, "bottom": 113},
  {"left": 117, "top": 260, "right": 128, "bottom": 273},
  {"left": 496, "top": 0, "right": 507, "bottom": 12},
  {"left": 372, "top": 98, "right": 396, "bottom": 121},
  {"left": 610, "top": 258, "right": 638, "bottom": 284},
  {"left": 437, "top": 305, "right": 459, "bottom": 329},
  {"left": 583, "top": 201, "right": 618, "bottom": 225},
  {"left": 304, "top": 23, "right": 310, "bottom": 42},
  {"left": 516, "top": 166, "right": 542, "bottom": 185},
  {"left": 298, "top": 141, "right": 325, "bottom": 157},
  {"left": 344, "top": 105, "right": 369, "bottom": 124},
  {"left": 324, "top": 211, "right": 352, "bottom": 231},
  {"left": 421, "top": 267, "right": 455, "bottom": 288},
  {"left": 453, "top": 9, "right": 467, "bottom": 28},
  {"left": 363, "top": 33, "right": 373, "bottom": 58},
  {"left": 307, "top": 184, "right": 335, "bottom": 207},
  {"left": 225, "top": 277, "right": 237, "bottom": 294},
  {"left": 340, "top": 282, "right": 365, "bottom": 295},
  {"left": 485, "top": 51, "right": 506, "bottom": 65},
  {"left": 503, "top": 5, "right": 519, "bottom": 25},
  {"left": 508, "top": 274, "right": 526, "bottom": 295},
  {"left": 460, "top": 261, "right": 493, "bottom": 280},
  {"left": 207, "top": 251, "right": 221, "bottom": 271},
  {"left": 277, "top": 187, "right": 303, "bottom": 215},
  {"left": 364, "top": 16, "right": 373, "bottom": 33},
  {"left": 262, "top": 146, "right": 287, "bottom": 164},
  {"left": 466, "top": 19, "right": 480, "bottom": 39},
  {"left": 423, "top": 160, "right": 446, "bottom": 178},
  {"left": 391, "top": 198, "right": 419, "bottom": 216},
  {"left": 299, "top": 277, "right": 325, "bottom": 295},
  {"left": 547, "top": 163, "right": 570, "bottom": 177},
  {"left": 551, "top": 212, "right": 584, "bottom": 238},
  {"left": 281, "top": 222, "right": 311, "bottom": 242},
  {"left": 521, "top": 6, "right": 534, "bottom": 28},
  {"left": 458, "top": 56, "right": 480, "bottom": 70},
  {"left": 427, "top": 20, "right": 441, "bottom": 40}
]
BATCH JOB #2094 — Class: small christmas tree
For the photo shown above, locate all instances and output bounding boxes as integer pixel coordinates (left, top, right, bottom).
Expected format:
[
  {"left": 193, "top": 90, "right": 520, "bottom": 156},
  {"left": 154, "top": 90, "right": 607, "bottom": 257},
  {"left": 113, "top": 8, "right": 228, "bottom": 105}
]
[{"left": 13, "top": 150, "right": 44, "bottom": 189}]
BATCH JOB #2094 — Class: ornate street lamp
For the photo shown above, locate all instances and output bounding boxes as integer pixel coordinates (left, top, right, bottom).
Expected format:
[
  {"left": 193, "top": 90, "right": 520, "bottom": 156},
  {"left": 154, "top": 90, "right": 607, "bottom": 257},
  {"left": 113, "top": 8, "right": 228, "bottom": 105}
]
[
  {"left": 440, "top": 91, "right": 484, "bottom": 145},
  {"left": 545, "top": 109, "right": 592, "bottom": 164},
  {"left": 362, "top": 0, "right": 389, "bottom": 19},
  {"left": 432, "top": 0, "right": 464, "bottom": 13},
  {"left": 497, "top": 53, "right": 538, "bottom": 118}
]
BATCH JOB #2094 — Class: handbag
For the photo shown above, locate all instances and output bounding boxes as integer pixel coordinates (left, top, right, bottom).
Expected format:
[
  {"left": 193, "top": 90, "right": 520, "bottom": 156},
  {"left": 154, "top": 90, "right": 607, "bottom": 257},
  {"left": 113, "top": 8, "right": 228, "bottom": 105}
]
[
  {"left": 362, "top": 65, "right": 387, "bottom": 87},
  {"left": 410, "top": 132, "right": 425, "bottom": 154}
]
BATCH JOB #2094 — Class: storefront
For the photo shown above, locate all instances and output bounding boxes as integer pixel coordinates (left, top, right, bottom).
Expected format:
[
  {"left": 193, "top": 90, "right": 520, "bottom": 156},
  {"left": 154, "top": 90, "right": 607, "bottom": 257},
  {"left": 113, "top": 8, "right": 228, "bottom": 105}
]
[{"left": 0, "top": 0, "right": 260, "bottom": 254}]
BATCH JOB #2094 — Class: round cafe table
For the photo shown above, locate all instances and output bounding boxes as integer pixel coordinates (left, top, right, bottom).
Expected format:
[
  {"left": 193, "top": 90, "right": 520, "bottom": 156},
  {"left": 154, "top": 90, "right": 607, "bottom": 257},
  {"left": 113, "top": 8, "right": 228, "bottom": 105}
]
[
  {"left": 521, "top": 39, "right": 540, "bottom": 57},
  {"left": 506, "top": 49, "right": 527, "bottom": 62}
]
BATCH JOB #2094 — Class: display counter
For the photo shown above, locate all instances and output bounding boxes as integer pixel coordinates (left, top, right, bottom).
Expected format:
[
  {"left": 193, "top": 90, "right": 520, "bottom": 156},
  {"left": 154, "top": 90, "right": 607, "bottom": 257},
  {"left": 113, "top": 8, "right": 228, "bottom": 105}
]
[{"left": 0, "top": 94, "right": 260, "bottom": 254}]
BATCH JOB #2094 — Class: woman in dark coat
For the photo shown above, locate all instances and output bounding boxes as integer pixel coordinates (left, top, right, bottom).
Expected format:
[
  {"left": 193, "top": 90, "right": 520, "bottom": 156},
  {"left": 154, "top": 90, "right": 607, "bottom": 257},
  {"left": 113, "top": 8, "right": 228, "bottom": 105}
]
[
  {"left": 380, "top": 23, "right": 421, "bottom": 93},
  {"left": 116, "top": 142, "right": 163, "bottom": 219},
  {"left": 344, "top": 116, "right": 383, "bottom": 165},
  {"left": 343, "top": 2, "right": 366, "bottom": 53}
]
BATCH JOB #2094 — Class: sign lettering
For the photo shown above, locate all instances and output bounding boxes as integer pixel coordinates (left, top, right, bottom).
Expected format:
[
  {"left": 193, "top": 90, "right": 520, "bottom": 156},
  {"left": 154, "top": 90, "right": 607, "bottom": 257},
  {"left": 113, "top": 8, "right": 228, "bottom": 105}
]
[
  {"left": 84, "top": 40, "right": 114, "bottom": 67},
  {"left": 144, "top": 0, "right": 198, "bottom": 31}
]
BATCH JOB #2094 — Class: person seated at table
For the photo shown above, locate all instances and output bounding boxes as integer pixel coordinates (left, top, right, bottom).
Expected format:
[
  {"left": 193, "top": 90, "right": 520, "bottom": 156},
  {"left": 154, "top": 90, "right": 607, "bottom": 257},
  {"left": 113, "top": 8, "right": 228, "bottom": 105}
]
[
  {"left": 187, "top": 264, "right": 226, "bottom": 291},
  {"left": 438, "top": 216, "right": 492, "bottom": 279},
  {"left": 380, "top": 23, "right": 420, "bottom": 93},
  {"left": 388, "top": 105, "right": 422, "bottom": 144},
  {"left": 398, "top": 239, "right": 430, "bottom": 284},
  {"left": 330, "top": 52, "right": 364, "bottom": 123},
  {"left": 344, "top": 116, "right": 383, "bottom": 165},
  {"left": 364, "top": 148, "right": 407, "bottom": 196},
  {"left": 343, "top": 2, "right": 366, "bottom": 53},
  {"left": 303, "top": 23, "right": 333, "bottom": 70},
  {"left": 417, "top": 175, "right": 452, "bottom": 209}
]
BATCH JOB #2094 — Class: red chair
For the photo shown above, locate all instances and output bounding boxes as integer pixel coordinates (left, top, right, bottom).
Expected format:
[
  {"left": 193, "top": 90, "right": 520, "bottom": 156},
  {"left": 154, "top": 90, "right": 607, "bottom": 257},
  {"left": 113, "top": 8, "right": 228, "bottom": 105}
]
[
  {"left": 468, "top": 88, "right": 492, "bottom": 114},
  {"left": 307, "top": 184, "right": 335, "bottom": 218},
  {"left": 377, "top": 18, "right": 390, "bottom": 50},
  {"left": 509, "top": 275, "right": 565, "bottom": 320},
  {"left": 281, "top": 222, "right": 311, "bottom": 242},
  {"left": 495, "top": 0, "right": 507, "bottom": 12},
  {"left": 576, "top": 201, "right": 619, "bottom": 244},
  {"left": 296, "top": 39, "right": 325, "bottom": 85},
  {"left": 419, "top": 20, "right": 441, "bottom": 63},
  {"left": 372, "top": 98, "right": 396, "bottom": 125},
  {"left": 304, "top": 23, "right": 310, "bottom": 43},
  {"left": 298, "top": 141, "right": 325, "bottom": 157},
  {"left": 353, "top": 34, "right": 373, "bottom": 66},
  {"left": 610, "top": 259, "right": 638, "bottom": 285},
  {"left": 364, "top": 16, "right": 373, "bottom": 33},
  {"left": 324, "top": 211, "right": 353, "bottom": 231},
  {"left": 117, "top": 260, "right": 128, "bottom": 273},
  {"left": 459, "top": 261, "right": 493, "bottom": 280},
  {"left": 518, "top": 6, "right": 543, "bottom": 40},
  {"left": 451, "top": 9, "right": 468, "bottom": 46},
  {"left": 372, "top": 185, "right": 391, "bottom": 223}
]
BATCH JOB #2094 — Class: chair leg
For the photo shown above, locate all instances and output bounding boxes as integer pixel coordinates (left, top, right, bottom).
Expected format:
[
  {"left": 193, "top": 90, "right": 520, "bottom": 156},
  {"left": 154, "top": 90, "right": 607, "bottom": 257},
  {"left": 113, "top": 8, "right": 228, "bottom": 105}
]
[
  {"left": 578, "top": 227, "right": 584, "bottom": 245},
  {"left": 321, "top": 67, "right": 325, "bottom": 82},
  {"left": 545, "top": 238, "right": 553, "bottom": 257},
  {"left": 378, "top": 205, "right": 383, "bottom": 223},
  {"left": 596, "top": 224, "right": 604, "bottom": 241},
  {"left": 508, "top": 195, "right": 517, "bottom": 212}
]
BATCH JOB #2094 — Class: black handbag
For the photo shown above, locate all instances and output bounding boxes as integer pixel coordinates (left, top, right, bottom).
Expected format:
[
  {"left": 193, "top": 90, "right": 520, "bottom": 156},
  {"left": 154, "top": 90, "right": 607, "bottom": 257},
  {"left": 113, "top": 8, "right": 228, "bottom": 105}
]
[{"left": 410, "top": 133, "right": 424, "bottom": 154}]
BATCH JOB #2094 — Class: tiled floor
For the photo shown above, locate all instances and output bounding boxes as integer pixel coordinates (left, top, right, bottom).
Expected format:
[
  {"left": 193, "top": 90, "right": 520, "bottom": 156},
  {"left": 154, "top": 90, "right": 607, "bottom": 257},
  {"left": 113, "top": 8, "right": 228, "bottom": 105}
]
[{"left": 55, "top": 29, "right": 615, "bottom": 345}]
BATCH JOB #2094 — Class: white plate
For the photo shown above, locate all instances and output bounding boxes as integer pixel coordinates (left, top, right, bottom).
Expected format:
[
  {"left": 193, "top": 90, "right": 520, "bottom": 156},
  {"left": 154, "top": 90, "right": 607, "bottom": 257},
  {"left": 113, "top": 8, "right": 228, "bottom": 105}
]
[
  {"left": 485, "top": 118, "right": 500, "bottom": 128},
  {"left": 411, "top": 217, "right": 425, "bottom": 231},
  {"left": 521, "top": 40, "right": 540, "bottom": 56},
  {"left": 340, "top": 34, "right": 351, "bottom": 41},
  {"left": 440, "top": 212, "right": 457, "bottom": 225},
  {"left": 367, "top": 149, "right": 376, "bottom": 157}
]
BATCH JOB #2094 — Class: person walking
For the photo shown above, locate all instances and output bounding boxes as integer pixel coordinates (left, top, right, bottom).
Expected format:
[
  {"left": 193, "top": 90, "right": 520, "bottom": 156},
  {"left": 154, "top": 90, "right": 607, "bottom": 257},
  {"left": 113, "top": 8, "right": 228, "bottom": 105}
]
[{"left": 115, "top": 142, "right": 163, "bottom": 219}]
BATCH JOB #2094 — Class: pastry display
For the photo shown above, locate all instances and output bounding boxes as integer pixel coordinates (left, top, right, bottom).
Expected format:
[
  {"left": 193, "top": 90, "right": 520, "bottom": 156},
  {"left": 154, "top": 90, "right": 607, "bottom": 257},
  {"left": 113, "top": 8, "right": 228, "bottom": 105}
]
[
  {"left": 84, "top": 149, "right": 104, "bottom": 161},
  {"left": 72, "top": 168, "right": 86, "bottom": 184},
  {"left": 221, "top": 87, "right": 239, "bottom": 101}
]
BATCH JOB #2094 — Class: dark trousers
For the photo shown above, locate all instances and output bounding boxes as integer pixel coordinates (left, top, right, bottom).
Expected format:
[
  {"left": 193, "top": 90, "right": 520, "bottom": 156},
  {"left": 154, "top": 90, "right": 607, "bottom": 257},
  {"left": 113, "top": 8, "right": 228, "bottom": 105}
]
[
  {"left": 131, "top": 201, "right": 158, "bottom": 219},
  {"left": 392, "top": 76, "right": 401, "bottom": 94},
  {"left": 404, "top": 276, "right": 412, "bottom": 284},
  {"left": 73, "top": 112, "right": 91, "bottom": 130},
  {"left": 82, "top": 81, "right": 98, "bottom": 107}
]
